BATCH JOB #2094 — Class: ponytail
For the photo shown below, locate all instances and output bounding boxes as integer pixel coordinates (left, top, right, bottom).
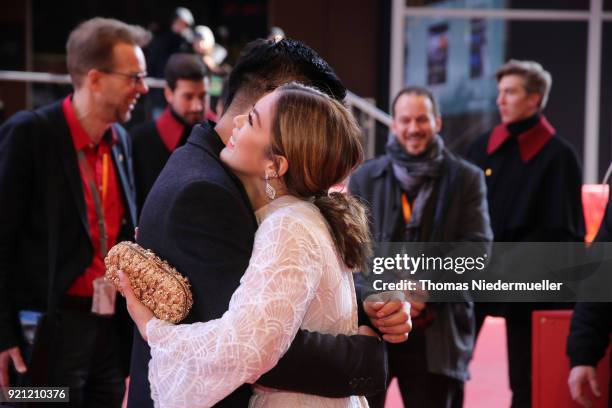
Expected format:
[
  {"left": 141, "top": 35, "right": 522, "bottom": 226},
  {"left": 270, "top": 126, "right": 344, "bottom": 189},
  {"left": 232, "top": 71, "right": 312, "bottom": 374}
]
[
  {"left": 313, "top": 192, "right": 371, "bottom": 270},
  {"left": 271, "top": 83, "right": 371, "bottom": 270}
]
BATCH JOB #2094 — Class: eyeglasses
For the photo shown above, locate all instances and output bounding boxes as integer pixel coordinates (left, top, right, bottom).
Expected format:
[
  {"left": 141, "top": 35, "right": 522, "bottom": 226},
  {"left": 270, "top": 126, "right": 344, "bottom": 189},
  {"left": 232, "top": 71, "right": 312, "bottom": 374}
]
[{"left": 99, "top": 69, "right": 147, "bottom": 85}]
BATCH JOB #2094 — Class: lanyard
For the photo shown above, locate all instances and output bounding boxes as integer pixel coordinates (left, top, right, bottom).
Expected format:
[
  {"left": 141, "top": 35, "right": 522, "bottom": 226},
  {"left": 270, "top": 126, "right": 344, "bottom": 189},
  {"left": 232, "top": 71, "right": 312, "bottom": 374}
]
[
  {"left": 401, "top": 192, "right": 412, "bottom": 224},
  {"left": 77, "top": 149, "right": 109, "bottom": 258}
]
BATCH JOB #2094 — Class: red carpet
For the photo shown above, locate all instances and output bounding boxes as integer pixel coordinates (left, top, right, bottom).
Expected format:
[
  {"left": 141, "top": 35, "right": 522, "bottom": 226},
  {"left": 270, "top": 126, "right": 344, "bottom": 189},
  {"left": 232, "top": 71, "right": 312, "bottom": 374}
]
[{"left": 385, "top": 317, "right": 511, "bottom": 408}]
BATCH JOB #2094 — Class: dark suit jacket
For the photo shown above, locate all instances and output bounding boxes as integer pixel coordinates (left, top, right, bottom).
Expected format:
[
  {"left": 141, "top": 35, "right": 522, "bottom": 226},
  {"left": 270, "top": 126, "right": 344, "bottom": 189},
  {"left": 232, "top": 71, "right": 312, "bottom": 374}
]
[
  {"left": 130, "top": 120, "right": 171, "bottom": 214},
  {"left": 0, "top": 100, "right": 137, "bottom": 372},
  {"left": 130, "top": 110, "right": 191, "bottom": 214},
  {"left": 349, "top": 148, "right": 493, "bottom": 381},
  {"left": 128, "top": 121, "right": 387, "bottom": 407},
  {"left": 566, "top": 181, "right": 612, "bottom": 387}
]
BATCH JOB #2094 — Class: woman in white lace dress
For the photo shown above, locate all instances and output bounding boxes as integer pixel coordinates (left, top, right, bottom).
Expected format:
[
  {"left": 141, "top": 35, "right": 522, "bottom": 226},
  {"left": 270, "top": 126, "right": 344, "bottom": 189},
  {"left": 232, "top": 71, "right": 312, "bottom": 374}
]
[{"left": 120, "top": 83, "right": 375, "bottom": 407}]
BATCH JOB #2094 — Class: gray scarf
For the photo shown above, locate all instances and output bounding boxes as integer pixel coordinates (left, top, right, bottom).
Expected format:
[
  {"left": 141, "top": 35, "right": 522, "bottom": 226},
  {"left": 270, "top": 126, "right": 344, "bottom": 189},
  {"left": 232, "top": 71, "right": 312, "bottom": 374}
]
[{"left": 386, "top": 135, "right": 444, "bottom": 241}]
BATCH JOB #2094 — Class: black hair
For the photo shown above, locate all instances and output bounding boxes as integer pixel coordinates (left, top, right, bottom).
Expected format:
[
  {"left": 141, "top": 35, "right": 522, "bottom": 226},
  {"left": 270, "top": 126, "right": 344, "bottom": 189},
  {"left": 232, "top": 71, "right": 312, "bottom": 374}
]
[
  {"left": 224, "top": 38, "right": 346, "bottom": 109},
  {"left": 164, "top": 53, "right": 207, "bottom": 90},
  {"left": 391, "top": 86, "right": 440, "bottom": 118}
]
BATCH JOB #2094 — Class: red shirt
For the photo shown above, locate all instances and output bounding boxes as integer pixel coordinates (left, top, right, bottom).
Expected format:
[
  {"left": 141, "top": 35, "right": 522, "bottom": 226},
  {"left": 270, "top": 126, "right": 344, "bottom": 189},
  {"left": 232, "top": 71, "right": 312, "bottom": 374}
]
[
  {"left": 155, "top": 107, "right": 185, "bottom": 152},
  {"left": 62, "top": 96, "right": 125, "bottom": 297}
]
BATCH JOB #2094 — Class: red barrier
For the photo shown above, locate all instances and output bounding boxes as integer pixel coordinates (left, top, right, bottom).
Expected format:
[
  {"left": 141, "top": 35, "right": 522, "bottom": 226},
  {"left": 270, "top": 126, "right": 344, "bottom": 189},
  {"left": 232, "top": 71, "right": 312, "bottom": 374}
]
[{"left": 532, "top": 310, "right": 610, "bottom": 408}]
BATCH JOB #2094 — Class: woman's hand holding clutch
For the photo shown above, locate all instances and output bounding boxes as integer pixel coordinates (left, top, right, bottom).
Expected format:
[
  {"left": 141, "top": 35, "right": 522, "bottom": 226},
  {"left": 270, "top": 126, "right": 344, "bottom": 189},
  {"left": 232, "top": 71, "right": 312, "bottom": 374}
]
[
  {"left": 118, "top": 271, "right": 154, "bottom": 341},
  {"left": 104, "top": 242, "right": 193, "bottom": 324}
]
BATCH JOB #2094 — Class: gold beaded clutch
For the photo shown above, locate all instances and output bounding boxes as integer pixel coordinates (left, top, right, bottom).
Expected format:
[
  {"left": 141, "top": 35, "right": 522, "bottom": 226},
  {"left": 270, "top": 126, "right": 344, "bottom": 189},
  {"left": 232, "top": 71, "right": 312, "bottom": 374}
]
[{"left": 104, "top": 241, "right": 193, "bottom": 324}]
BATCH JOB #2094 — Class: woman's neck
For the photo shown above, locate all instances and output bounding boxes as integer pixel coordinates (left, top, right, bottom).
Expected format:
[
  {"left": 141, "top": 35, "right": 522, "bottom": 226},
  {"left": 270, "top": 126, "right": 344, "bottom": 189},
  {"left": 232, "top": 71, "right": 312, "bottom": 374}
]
[{"left": 238, "top": 175, "right": 281, "bottom": 211}]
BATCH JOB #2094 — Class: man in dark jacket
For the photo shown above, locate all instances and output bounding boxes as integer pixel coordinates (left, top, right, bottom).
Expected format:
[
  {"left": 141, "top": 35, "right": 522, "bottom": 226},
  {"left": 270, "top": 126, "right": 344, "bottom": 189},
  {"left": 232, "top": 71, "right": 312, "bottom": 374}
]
[
  {"left": 350, "top": 86, "right": 493, "bottom": 408},
  {"left": 0, "top": 18, "right": 149, "bottom": 407},
  {"left": 131, "top": 53, "right": 207, "bottom": 213},
  {"left": 128, "top": 38, "right": 411, "bottom": 408},
  {"left": 567, "top": 179, "right": 612, "bottom": 408},
  {"left": 467, "top": 60, "right": 585, "bottom": 407}
]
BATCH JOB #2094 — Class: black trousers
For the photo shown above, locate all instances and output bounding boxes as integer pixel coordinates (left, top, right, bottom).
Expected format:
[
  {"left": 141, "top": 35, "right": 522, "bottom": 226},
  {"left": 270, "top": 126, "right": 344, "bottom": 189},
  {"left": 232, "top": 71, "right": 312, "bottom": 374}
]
[
  {"left": 367, "top": 330, "right": 464, "bottom": 408},
  {"left": 7, "top": 303, "right": 125, "bottom": 408},
  {"left": 504, "top": 310, "right": 532, "bottom": 408},
  {"left": 476, "top": 303, "right": 531, "bottom": 408}
]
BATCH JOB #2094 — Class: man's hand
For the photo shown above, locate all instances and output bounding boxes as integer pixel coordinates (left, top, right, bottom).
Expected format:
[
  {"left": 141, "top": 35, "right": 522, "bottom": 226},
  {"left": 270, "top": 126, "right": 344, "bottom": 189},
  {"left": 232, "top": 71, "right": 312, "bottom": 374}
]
[
  {"left": 364, "top": 300, "right": 411, "bottom": 344},
  {"left": 404, "top": 287, "right": 428, "bottom": 318},
  {"left": 118, "top": 270, "right": 154, "bottom": 341},
  {"left": 409, "top": 300, "right": 426, "bottom": 318},
  {"left": 568, "top": 365, "right": 601, "bottom": 407},
  {"left": 0, "top": 347, "right": 26, "bottom": 387},
  {"left": 358, "top": 325, "right": 380, "bottom": 339}
]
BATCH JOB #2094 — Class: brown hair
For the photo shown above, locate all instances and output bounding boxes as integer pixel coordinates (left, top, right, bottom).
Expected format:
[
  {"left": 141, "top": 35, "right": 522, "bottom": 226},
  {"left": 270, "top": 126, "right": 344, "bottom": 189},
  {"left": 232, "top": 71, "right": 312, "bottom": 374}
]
[
  {"left": 165, "top": 53, "right": 207, "bottom": 90},
  {"left": 66, "top": 17, "right": 151, "bottom": 88},
  {"left": 270, "top": 83, "right": 371, "bottom": 270},
  {"left": 496, "top": 59, "right": 552, "bottom": 109}
]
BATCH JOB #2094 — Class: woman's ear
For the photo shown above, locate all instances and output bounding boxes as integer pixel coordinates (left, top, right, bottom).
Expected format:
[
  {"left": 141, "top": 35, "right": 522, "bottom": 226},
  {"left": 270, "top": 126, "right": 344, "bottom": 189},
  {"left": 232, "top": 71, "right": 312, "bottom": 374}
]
[
  {"left": 266, "top": 155, "right": 288, "bottom": 179},
  {"left": 274, "top": 155, "right": 289, "bottom": 178}
]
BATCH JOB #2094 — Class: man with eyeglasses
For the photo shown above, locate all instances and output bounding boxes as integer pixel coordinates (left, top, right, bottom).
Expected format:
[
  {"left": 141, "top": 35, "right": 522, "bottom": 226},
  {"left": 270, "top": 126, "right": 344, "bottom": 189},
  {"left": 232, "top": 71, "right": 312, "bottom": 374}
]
[{"left": 0, "top": 17, "right": 149, "bottom": 407}]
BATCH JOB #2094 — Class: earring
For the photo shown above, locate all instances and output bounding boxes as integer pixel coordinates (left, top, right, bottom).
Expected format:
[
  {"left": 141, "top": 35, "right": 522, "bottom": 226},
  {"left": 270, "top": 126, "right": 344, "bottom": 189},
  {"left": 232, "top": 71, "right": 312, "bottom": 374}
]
[{"left": 265, "top": 173, "right": 276, "bottom": 201}]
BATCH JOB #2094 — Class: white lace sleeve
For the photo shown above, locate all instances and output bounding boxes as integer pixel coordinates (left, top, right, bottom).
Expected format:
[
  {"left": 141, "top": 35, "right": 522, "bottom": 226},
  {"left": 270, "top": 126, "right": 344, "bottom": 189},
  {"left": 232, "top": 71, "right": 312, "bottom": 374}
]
[{"left": 146, "top": 213, "right": 323, "bottom": 408}]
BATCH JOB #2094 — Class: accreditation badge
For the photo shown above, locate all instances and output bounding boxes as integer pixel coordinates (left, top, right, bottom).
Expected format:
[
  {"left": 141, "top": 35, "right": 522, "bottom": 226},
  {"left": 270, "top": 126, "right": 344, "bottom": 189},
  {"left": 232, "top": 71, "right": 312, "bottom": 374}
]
[{"left": 91, "top": 276, "right": 116, "bottom": 316}]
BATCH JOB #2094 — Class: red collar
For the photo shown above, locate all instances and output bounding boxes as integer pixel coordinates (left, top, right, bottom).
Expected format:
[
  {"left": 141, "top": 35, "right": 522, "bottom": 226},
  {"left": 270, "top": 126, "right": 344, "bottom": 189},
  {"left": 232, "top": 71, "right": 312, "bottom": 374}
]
[
  {"left": 487, "top": 115, "right": 556, "bottom": 162},
  {"left": 62, "top": 95, "right": 117, "bottom": 150},
  {"left": 156, "top": 107, "right": 186, "bottom": 152}
]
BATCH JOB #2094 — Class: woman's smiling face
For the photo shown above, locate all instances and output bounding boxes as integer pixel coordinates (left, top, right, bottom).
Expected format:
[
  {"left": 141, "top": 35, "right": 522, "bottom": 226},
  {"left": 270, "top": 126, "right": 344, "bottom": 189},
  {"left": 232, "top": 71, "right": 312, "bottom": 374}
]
[{"left": 220, "top": 91, "right": 279, "bottom": 179}]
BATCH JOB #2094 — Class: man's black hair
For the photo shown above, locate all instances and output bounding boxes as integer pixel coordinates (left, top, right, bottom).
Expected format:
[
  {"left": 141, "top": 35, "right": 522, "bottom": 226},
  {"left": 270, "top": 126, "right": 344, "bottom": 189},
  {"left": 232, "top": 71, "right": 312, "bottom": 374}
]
[
  {"left": 224, "top": 38, "right": 346, "bottom": 109},
  {"left": 391, "top": 86, "right": 440, "bottom": 118},
  {"left": 165, "top": 53, "right": 207, "bottom": 90}
]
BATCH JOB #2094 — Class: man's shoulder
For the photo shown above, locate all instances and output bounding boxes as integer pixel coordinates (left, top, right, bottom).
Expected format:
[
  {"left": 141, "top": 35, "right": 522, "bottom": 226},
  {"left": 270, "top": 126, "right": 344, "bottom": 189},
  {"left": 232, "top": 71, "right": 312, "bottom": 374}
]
[
  {"left": 444, "top": 148, "right": 483, "bottom": 178},
  {"left": 154, "top": 139, "right": 243, "bottom": 202},
  {"left": 473, "top": 131, "right": 491, "bottom": 147},
  {"left": 0, "top": 101, "right": 65, "bottom": 146},
  {"left": 352, "top": 155, "right": 391, "bottom": 180},
  {"left": 548, "top": 133, "right": 579, "bottom": 158},
  {"left": 2, "top": 101, "right": 63, "bottom": 129},
  {"left": 465, "top": 131, "right": 491, "bottom": 160},
  {"left": 129, "top": 120, "right": 157, "bottom": 141}
]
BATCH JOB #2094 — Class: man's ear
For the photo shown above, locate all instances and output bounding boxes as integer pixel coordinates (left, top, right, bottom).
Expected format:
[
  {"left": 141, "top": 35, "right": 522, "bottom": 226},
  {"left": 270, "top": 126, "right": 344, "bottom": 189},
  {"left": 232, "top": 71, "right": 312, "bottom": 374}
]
[
  {"left": 435, "top": 115, "right": 442, "bottom": 134},
  {"left": 527, "top": 92, "right": 542, "bottom": 111},
  {"left": 87, "top": 69, "right": 102, "bottom": 92},
  {"left": 164, "top": 85, "right": 174, "bottom": 105},
  {"left": 390, "top": 119, "right": 398, "bottom": 136}
]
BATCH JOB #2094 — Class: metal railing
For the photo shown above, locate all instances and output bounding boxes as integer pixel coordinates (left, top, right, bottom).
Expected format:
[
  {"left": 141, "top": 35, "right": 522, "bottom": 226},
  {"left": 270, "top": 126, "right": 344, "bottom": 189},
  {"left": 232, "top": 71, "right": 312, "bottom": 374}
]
[
  {"left": 0, "top": 70, "right": 391, "bottom": 158},
  {"left": 345, "top": 91, "right": 391, "bottom": 159}
]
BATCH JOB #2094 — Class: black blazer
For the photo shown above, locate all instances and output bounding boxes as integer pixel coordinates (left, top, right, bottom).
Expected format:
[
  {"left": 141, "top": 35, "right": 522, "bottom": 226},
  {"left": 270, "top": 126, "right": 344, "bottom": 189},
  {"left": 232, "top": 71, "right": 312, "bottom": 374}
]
[
  {"left": 566, "top": 182, "right": 612, "bottom": 370},
  {"left": 128, "top": 121, "right": 387, "bottom": 407},
  {"left": 130, "top": 120, "right": 171, "bottom": 214},
  {"left": 0, "top": 100, "right": 137, "bottom": 366},
  {"left": 130, "top": 116, "right": 190, "bottom": 214}
]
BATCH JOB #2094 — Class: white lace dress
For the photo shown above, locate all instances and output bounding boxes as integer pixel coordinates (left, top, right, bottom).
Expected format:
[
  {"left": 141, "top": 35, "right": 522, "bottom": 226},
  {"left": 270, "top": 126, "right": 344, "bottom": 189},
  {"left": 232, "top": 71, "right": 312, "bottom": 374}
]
[{"left": 145, "top": 195, "right": 369, "bottom": 408}]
